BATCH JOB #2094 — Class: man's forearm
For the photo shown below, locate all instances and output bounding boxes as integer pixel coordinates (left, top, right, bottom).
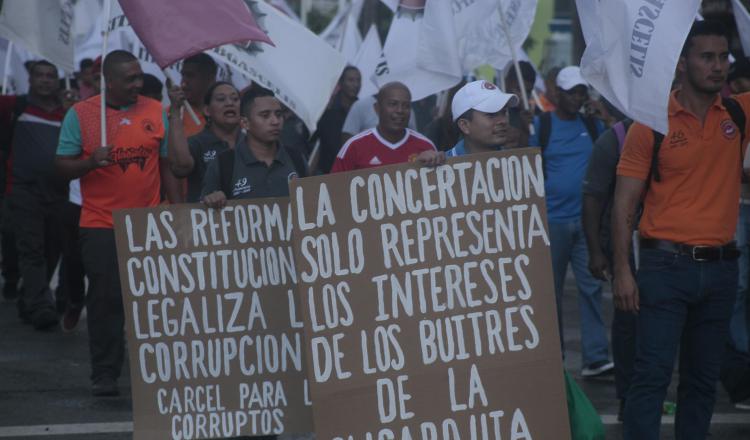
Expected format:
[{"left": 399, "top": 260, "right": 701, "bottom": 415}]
[
  {"left": 55, "top": 156, "right": 95, "bottom": 180},
  {"left": 611, "top": 192, "right": 638, "bottom": 272}
]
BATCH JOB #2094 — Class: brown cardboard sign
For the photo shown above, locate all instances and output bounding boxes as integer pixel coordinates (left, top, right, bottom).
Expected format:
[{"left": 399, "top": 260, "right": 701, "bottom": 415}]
[
  {"left": 114, "top": 199, "right": 313, "bottom": 440},
  {"left": 290, "top": 149, "right": 570, "bottom": 439}
]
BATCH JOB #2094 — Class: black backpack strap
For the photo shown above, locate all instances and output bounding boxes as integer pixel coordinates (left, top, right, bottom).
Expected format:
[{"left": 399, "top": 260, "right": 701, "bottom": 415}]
[
  {"left": 649, "top": 130, "right": 665, "bottom": 184},
  {"left": 538, "top": 112, "right": 551, "bottom": 149},
  {"left": 217, "top": 148, "right": 235, "bottom": 197},
  {"left": 723, "top": 97, "right": 746, "bottom": 146}
]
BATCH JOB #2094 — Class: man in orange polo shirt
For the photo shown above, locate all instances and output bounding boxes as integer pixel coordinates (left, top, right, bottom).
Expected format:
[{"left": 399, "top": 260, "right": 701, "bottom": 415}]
[
  {"left": 612, "top": 21, "right": 749, "bottom": 439},
  {"left": 55, "top": 50, "right": 170, "bottom": 397}
]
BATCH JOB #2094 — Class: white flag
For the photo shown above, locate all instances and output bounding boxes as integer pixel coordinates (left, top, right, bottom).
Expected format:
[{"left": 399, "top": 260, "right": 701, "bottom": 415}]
[
  {"left": 208, "top": 1, "right": 346, "bottom": 130},
  {"left": 319, "top": 0, "right": 364, "bottom": 50},
  {"left": 0, "top": 0, "right": 76, "bottom": 72},
  {"left": 0, "top": 38, "right": 34, "bottom": 94},
  {"left": 418, "top": 0, "right": 536, "bottom": 77},
  {"left": 340, "top": 8, "right": 363, "bottom": 63},
  {"left": 353, "top": 25, "right": 382, "bottom": 98},
  {"left": 733, "top": 0, "right": 750, "bottom": 57},
  {"left": 577, "top": 0, "right": 700, "bottom": 134},
  {"left": 376, "top": 7, "right": 460, "bottom": 100},
  {"left": 268, "top": 0, "right": 300, "bottom": 22}
]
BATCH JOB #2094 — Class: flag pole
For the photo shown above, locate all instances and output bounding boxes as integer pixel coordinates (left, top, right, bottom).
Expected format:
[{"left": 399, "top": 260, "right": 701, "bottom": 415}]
[
  {"left": 497, "top": 2, "right": 534, "bottom": 135},
  {"left": 101, "top": 0, "right": 112, "bottom": 147},
  {"left": 2, "top": 41, "right": 14, "bottom": 95},
  {"left": 162, "top": 68, "right": 201, "bottom": 125}
]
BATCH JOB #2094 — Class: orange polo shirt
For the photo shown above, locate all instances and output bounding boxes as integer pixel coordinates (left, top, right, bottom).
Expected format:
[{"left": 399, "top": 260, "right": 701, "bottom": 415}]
[{"left": 617, "top": 91, "right": 750, "bottom": 246}]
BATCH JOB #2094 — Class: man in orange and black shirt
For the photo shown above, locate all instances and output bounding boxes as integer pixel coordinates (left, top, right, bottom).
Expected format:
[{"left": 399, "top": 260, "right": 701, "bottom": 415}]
[
  {"left": 55, "top": 50, "right": 172, "bottom": 397},
  {"left": 612, "top": 21, "right": 749, "bottom": 439}
]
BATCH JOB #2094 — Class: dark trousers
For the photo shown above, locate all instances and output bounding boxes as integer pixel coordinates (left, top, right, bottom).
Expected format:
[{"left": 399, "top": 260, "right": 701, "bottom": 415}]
[
  {"left": 0, "top": 198, "right": 19, "bottom": 290},
  {"left": 623, "top": 248, "right": 737, "bottom": 440},
  {"left": 7, "top": 188, "right": 62, "bottom": 313},
  {"left": 80, "top": 227, "right": 124, "bottom": 381},
  {"left": 612, "top": 307, "right": 637, "bottom": 401},
  {"left": 56, "top": 202, "right": 85, "bottom": 308}
]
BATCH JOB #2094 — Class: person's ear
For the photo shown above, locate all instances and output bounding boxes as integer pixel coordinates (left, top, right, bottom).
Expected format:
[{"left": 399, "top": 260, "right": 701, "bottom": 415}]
[{"left": 457, "top": 118, "right": 470, "bottom": 136}]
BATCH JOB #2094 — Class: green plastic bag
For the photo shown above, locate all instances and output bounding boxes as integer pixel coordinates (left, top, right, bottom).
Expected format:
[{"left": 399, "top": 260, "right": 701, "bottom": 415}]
[{"left": 565, "top": 371, "right": 606, "bottom": 440}]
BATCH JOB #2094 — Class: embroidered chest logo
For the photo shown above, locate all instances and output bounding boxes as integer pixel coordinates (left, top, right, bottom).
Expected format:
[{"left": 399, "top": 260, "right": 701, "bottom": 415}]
[
  {"left": 141, "top": 118, "right": 157, "bottom": 134},
  {"left": 203, "top": 150, "right": 217, "bottom": 162},
  {"left": 232, "top": 177, "right": 252, "bottom": 196},
  {"left": 721, "top": 119, "right": 738, "bottom": 140},
  {"left": 110, "top": 145, "right": 150, "bottom": 171},
  {"left": 119, "top": 118, "right": 132, "bottom": 126},
  {"left": 667, "top": 130, "right": 689, "bottom": 148}
]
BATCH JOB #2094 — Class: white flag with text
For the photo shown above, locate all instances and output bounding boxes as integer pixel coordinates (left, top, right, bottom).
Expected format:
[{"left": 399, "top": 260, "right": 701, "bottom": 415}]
[
  {"left": 353, "top": 25, "right": 382, "bottom": 98},
  {"left": 0, "top": 0, "right": 76, "bottom": 72},
  {"left": 207, "top": 1, "right": 346, "bottom": 130},
  {"left": 577, "top": 0, "right": 700, "bottom": 133}
]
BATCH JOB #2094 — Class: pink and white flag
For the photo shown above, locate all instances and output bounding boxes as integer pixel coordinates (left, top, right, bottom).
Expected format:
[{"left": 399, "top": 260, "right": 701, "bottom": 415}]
[{"left": 118, "top": 0, "right": 272, "bottom": 68}]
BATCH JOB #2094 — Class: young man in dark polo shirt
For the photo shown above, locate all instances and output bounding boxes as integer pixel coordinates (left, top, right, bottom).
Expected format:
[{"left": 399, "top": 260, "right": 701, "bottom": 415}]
[
  {"left": 613, "top": 21, "right": 750, "bottom": 438},
  {"left": 201, "top": 87, "right": 305, "bottom": 208}
]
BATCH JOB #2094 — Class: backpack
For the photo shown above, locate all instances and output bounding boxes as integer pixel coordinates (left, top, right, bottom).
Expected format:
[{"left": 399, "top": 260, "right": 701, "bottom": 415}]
[
  {"left": 648, "top": 97, "right": 746, "bottom": 184},
  {"left": 538, "top": 111, "right": 602, "bottom": 150},
  {"left": 217, "top": 145, "right": 308, "bottom": 197}
]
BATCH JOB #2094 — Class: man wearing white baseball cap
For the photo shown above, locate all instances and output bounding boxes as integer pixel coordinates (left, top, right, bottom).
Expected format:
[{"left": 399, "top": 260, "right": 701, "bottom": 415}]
[
  {"left": 529, "top": 65, "right": 612, "bottom": 379},
  {"left": 446, "top": 80, "right": 520, "bottom": 157}
]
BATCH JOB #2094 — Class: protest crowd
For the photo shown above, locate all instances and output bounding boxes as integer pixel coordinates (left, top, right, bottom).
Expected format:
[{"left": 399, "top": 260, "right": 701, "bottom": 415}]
[{"left": 3, "top": 0, "right": 750, "bottom": 439}]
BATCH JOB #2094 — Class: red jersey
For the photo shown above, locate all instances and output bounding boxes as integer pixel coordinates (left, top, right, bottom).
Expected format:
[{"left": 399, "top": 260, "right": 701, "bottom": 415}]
[{"left": 330, "top": 128, "right": 436, "bottom": 173}]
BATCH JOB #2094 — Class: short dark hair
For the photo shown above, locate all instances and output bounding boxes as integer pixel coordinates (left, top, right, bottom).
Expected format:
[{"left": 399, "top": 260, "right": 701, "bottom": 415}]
[
  {"left": 79, "top": 58, "right": 94, "bottom": 71},
  {"left": 457, "top": 109, "right": 474, "bottom": 122},
  {"left": 183, "top": 53, "right": 218, "bottom": 77},
  {"left": 505, "top": 61, "right": 536, "bottom": 85},
  {"left": 681, "top": 20, "right": 730, "bottom": 57},
  {"left": 240, "top": 86, "right": 275, "bottom": 116},
  {"left": 141, "top": 73, "right": 163, "bottom": 99},
  {"left": 103, "top": 50, "right": 138, "bottom": 78},
  {"left": 376, "top": 82, "right": 410, "bottom": 104},
  {"left": 204, "top": 81, "right": 238, "bottom": 106},
  {"left": 29, "top": 60, "right": 57, "bottom": 76},
  {"left": 339, "top": 65, "right": 360, "bottom": 84}
]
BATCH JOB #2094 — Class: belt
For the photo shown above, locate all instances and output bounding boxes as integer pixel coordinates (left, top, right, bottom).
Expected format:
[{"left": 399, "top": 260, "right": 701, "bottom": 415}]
[{"left": 640, "top": 239, "right": 740, "bottom": 262}]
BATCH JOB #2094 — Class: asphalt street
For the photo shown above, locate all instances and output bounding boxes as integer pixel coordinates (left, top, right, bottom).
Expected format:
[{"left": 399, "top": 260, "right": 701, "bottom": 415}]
[{"left": 0, "top": 272, "right": 748, "bottom": 439}]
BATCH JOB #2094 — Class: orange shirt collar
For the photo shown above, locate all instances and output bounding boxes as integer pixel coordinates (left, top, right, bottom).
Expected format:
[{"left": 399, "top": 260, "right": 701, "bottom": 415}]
[{"left": 668, "top": 90, "right": 723, "bottom": 117}]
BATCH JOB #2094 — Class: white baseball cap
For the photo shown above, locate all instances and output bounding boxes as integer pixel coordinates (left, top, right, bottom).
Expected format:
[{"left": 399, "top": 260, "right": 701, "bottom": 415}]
[
  {"left": 556, "top": 66, "right": 588, "bottom": 91},
  {"left": 451, "top": 80, "right": 519, "bottom": 122}
]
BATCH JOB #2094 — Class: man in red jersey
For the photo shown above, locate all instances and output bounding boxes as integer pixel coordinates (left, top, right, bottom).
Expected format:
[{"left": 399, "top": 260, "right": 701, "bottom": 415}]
[{"left": 331, "top": 82, "right": 443, "bottom": 172}]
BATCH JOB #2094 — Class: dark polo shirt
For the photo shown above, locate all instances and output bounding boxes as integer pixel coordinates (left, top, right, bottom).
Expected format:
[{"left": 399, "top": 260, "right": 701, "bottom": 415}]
[
  {"left": 186, "top": 128, "right": 235, "bottom": 203},
  {"left": 201, "top": 133, "right": 299, "bottom": 200}
]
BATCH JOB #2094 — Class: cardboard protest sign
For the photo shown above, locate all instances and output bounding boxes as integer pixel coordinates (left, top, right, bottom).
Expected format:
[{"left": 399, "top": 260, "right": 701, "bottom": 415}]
[
  {"left": 114, "top": 200, "right": 312, "bottom": 440},
  {"left": 290, "top": 149, "right": 570, "bottom": 439}
]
